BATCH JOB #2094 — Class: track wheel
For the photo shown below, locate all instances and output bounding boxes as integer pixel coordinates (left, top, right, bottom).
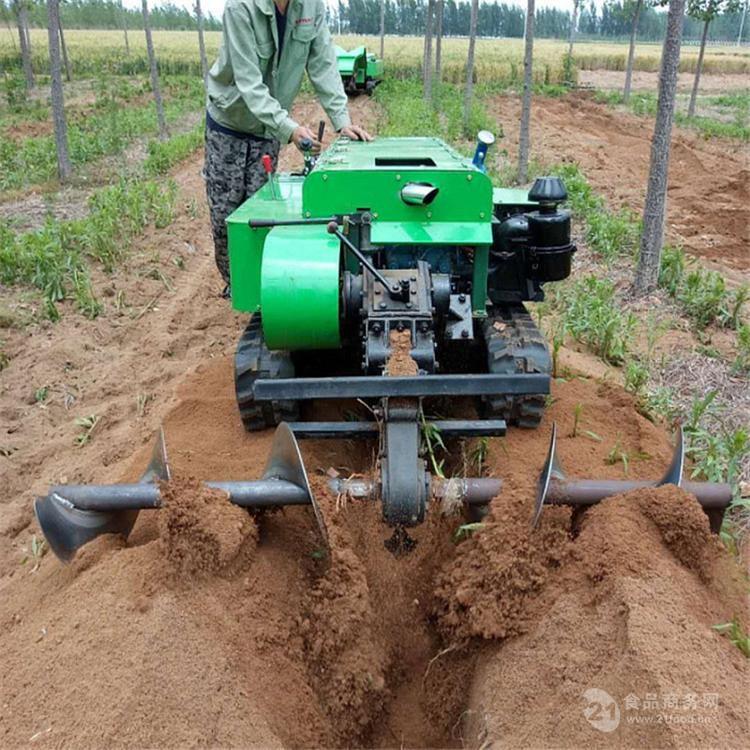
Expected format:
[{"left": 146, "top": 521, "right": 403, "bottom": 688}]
[
  {"left": 481, "top": 305, "right": 551, "bottom": 429},
  {"left": 234, "top": 314, "right": 299, "bottom": 432}
]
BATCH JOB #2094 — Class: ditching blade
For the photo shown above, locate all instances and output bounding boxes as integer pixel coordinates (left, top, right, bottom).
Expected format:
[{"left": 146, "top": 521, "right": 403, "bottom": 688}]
[
  {"left": 532, "top": 423, "right": 731, "bottom": 532},
  {"left": 34, "top": 428, "right": 171, "bottom": 562}
]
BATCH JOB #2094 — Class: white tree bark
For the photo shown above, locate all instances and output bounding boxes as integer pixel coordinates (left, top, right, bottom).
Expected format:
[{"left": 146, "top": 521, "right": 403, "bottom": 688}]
[
  {"left": 423, "top": 0, "right": 435, "bottom": 100},
  {"left": 121, "top": 1, "right": 130, "bottom": 55},
  {"left": 687, "top": 17, "right": 710, "bottom": 117},
  {"left": 567, "top": 0, "right": 579, "bottom": 58},
  {"left": 46, "top": 0, "right": 72, "bottom": 181},
  {"left": 463, "top": 0, "right": 479, "bottom": 132},
  {"left": 379, "top": 0, "right": 385, "bottom": 59},
  {"left": 15, "top": 1, "right": 35, "bottom": 90},
  {"left": 435, "top": 0, "right": 443, "bottom": 81},
  {"left": 518, "top": 0, "right": 535, "bottom": 184},
  {"left": 142, "top": 0, "right": 168, "bottom": 139},
  {"left": 635, "top": 0, "right": 686, "bottom": 295},
  {"left": 58, "top": 13, "right": 72, "bottom": 82},
  {"left": 195, "top": 0, "right": 208, "bottom": 84},
  {"left": 623, "top": 0, "right": 643, "bottom": 103}
]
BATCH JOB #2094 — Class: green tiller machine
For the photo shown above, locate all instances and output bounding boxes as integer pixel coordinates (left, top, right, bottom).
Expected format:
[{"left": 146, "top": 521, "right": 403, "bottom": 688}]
[
  {"left": 34, "top": 136, "right": 732, "bottom": 559},
  {"left": 335, "top": 45, "right": 383, "bottom": 95}
]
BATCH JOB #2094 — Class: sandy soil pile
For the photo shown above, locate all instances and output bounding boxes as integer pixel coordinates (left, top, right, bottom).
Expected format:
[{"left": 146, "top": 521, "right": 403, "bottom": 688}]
[
  {"left": 453, "top": 486, "right": 748, "bottom": 748},
  {"left": 490, "top": 91, "right": 749, "bottom": 276},
  {"left": 2, "top": 356, "right": 746, "bottom": 748},
  {"left": 1, "top": 94, "right": 747, "bottom": 748}
]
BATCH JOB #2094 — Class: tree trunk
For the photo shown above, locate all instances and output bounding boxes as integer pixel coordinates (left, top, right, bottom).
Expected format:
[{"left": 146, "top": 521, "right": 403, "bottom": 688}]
[
  {"left": 463, "top": 0, "right": 479, "bottom": 132},
  {"left": 46, "top": 0, "right": 72, "bottom": 181},
  {"left": 58, "top": 14, "right": 72, "bottom": 82},
  {"left": 738, "top": 2, "right": 748, "bottom": 46},
  {"left": 195, "top": 0, "right": 208, "bottom": 84},
  {"left": 379, "top": 0, "right": 385, "bottom": 59},
  {"left": 121, "top": 2, "right": 130, "bottom": 55},
  {"left": 435, "top": 0, "right": 443, "bottom": 81},
  {"left": 634, "top": 0, "right": 685, "bottom": 295},
  {"left": 567, "top": 0, "right": 578, "bottom": 59},
  {"left": 142, "top": 0, "right": 168, "bottom": 139},
  {"left": 687, "top": 17, "right": 709, "bottom": 118},
  {"left": 623, "top": 0, "right": 642, "bottom": 103},
  {"left": 423, "top": 0, "right": 434, "bottom": 100},
  {"left": 518, "top": 0, "right": 535, "bottom": 184},
  {"left": 16, "top": 2, "right": 35, "bottom": 90}
]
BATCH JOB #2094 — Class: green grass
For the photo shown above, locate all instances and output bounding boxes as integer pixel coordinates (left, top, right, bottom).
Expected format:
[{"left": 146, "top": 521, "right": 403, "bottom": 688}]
[
  {"left": 550, "top": 276, "right": 636, "bottom": 365},
  {"left": 0, "top": 76, "right": 203, "bottom": 191},
  {"left": 594, "top": 88, "right": 750, "bottom": 141},
  {"left": 551, "top": 162, "right": 640, "bottom": 262},
  {"left": 144, "top": 122, "right": 203, "bottom": 176},
  {"left": 374, "top": 79, "right": 493, "bottom": 141},
  {"left": 0, "top": 178, "right": 176, "bottom": 319}
]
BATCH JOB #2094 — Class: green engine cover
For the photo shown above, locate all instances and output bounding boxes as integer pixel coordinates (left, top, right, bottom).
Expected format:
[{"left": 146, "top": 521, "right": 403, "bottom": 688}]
[{"left": 260, "top": 224, "right": 341, "bottom": 350}]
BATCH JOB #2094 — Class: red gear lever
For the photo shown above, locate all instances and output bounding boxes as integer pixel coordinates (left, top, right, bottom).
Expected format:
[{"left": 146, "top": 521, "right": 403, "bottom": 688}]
[{"left": 262, "top": 154, "right": 279, "bottom": 199}]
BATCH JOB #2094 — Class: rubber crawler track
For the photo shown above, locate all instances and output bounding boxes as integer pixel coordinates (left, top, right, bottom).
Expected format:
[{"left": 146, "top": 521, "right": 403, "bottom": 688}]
[
  {"left": 481, "top": 304, "right": 551, "bottom": 429},
  {"left": 234, "top": 314, "right": 299, "bottom": 431}
]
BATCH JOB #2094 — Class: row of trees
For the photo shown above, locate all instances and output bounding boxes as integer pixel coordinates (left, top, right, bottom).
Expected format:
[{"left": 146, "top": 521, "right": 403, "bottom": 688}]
[
  {"left": 336, "top": 0, "right": 747, "bottom": 41},
  {"left": 2, "top": 0, "right": 746, "bottom": 42},
  {"left": 0, "top": 0, "right": 221, "bottom": 31}
]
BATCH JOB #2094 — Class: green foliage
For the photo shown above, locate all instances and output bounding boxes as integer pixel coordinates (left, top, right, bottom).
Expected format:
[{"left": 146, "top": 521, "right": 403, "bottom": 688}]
[
  {"left": 733, "top": 324, "right": 750, "bottom": 373},
  {"left": 559, "top": 277, "right": 636, "bottom": 364},
  {"left": 551, "top": 163, "right": 639, "bottom": 261},
  {"left": 712, "top": 617, "right": 750, "bottom": 658},
  {"left": 624, "top": 357, "right": 649, "bottom": 396},
  {"left": 678, "top": 270, "right": 746, "bottom": 330},
  {"left": 683, "top": 390, "right": 749, "bottom": 491},
  {"left": 374, "top": 79, "right": 492, "bottom": 140},
  {"left": 658, "top": 244, "right": 686, "bottom": 296},
  {"left": 0, "top": 179, "right": 176, "bottom": 318},
  {"left": 144, "top": 123, "right": 203, "bottom": 176},
  {"left": 0, "top": 76, "right": 203, "bottom": 191}
]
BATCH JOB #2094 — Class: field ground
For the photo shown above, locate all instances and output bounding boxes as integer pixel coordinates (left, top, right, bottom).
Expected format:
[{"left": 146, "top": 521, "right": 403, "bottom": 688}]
[{"left": 0, "top": 32, "right": 748, "bottom": 749}]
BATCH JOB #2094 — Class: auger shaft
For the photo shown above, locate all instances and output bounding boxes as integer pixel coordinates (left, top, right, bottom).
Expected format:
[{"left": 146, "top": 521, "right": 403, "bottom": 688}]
[
  {"left": 545, "top": 479, "right": 731, "bottom": 508},
  {"left": 49, "top": 475, "right": 500, "bottom": 513}
]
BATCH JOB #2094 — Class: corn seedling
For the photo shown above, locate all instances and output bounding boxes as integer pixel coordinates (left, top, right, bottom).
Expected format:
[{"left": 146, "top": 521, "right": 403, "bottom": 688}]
[
  {"left": 20, "top": 534, "right": 46, "bottom": 572},
  {"left": 75, "top": 415, "right": 101, "bottom": 447},
  {"left": 420, "top": 415, "right": 446, "bottom": 479},
  {"left": 469, "top": 437, "right": 490, "bottom": 476},
  {"left": 712, "top": 618, "right": 750, "bottom": 658},
  {"left": 34, "top": 386, "right": 49, "bottom": 403},
  {"left": 570, "top": 403, "right": 584, "bottom": 438},
  {"left": 453, "top": 522, "right": 485, "bottom": 543}
]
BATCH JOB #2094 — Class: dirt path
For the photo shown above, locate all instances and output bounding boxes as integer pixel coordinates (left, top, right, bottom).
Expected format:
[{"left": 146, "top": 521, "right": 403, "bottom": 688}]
[
  {"left": 1, "top": 93, "right": 747, "bottom": 748},
  {"left": 579, "top": 69, "right": 750, "bottom": 93},
  {"left": 489, "top": 92, "right": 749, "bottom": 278}
]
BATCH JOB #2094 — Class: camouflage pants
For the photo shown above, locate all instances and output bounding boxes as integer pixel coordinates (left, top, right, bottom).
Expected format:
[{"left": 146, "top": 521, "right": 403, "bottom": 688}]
[{"left": 204, "top": 127, "right": 280, "bottom": 284}]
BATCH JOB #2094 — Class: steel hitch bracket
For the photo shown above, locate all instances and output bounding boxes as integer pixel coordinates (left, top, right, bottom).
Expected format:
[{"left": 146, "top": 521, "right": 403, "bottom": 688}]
[{"left": 533, "top": 424, "right": 732, "bottom": 532}]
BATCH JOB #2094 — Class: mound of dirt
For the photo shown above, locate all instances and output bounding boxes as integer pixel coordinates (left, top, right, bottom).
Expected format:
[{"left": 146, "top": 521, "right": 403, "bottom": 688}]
[
  {"left": 454, "top": 486, "right": 748, "bottom": 748},
  {"left": 158, "top": 477, "right": 257, "bottom": 576}
]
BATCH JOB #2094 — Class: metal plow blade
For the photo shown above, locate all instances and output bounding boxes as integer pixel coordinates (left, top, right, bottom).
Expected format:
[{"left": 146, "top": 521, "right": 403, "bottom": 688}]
[
  {"left": 35, "top": 423, "right": 326, "bottom": 563},
  {"left": 533, "top": 424, "right": 731, "bottom": 532},
  {"left": 34, "top": 429, "right": 171, "bottom": 562}
]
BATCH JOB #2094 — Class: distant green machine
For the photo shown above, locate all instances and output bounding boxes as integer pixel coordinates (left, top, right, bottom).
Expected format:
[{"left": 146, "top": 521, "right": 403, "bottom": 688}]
[
  {"left": 32, "top": 136, "right": 732, "bottom": 562},
  {"left": 335, "top": 45, "right": 383, "bottom": 95}
]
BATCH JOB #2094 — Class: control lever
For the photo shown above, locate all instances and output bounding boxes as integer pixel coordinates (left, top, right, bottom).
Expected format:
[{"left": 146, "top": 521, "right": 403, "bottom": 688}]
[{"left": 261, "top": 154, "right": 280, "bottom": 200}]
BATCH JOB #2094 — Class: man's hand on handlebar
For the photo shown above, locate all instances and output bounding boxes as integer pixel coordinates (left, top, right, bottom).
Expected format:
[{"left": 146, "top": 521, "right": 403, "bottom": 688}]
[
  {"left": 291, "top": 126, "right": 321, "bottom": 153},
  {"left": 339, "top": 124, "right": 373, "bottom": 142}
]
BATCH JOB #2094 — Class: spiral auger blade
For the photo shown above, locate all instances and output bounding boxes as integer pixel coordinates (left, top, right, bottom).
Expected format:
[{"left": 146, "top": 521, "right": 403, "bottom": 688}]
[
  {"left": 34, "top": 429, "right": 171, "bottom": 563},
  {"left": 34, "top": 424, "right": 327, "bottom": 563},
  {"left": 532, "top": 424, "right": 731, "bottom": 533}
]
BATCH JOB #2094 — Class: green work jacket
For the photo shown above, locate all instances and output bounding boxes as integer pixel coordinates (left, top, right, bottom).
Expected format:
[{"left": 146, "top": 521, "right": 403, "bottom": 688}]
[{"left": 206, "top": 0, "right": 350, "bottom": 144}]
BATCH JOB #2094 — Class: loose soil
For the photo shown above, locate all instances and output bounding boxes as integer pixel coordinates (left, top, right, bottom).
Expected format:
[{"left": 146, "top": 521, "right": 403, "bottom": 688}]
[
  {"left": 579, "top": 69, "right": 750, "bottom": 94},
  {"left": 1, "top": 94, "right": 747, "bottom": 748},
  {"left": 489, "top": 91, "right": 749, "bottom": 276}
]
